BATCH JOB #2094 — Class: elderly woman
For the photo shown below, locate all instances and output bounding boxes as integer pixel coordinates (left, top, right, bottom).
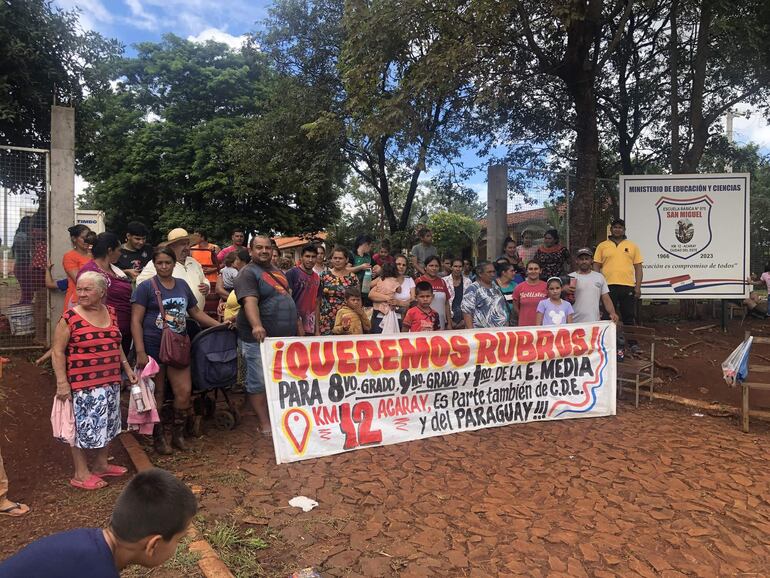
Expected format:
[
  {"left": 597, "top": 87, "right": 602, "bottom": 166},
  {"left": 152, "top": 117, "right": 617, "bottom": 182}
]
[
  {"left": 52, "top": 271, "right": 137, "bottom": 491},
  {"left": 131, "top": 248, "right": 221, "bottom": 455},
  {"left": 78, "top": 232, "right": 133, "bottom": 355},
  {"left": 461, "top": 261, "right": 510, "bottom": 329}
]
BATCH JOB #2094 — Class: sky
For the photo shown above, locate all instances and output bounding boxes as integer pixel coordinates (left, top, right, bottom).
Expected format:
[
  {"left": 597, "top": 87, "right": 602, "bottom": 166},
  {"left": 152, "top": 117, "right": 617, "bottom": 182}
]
[{"left": 53, "top": 0, "right": 770, "bottom": 205}]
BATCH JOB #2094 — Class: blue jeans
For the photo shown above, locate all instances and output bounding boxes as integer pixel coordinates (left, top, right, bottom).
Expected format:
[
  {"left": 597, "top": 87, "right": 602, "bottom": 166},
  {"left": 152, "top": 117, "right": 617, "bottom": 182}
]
[{"left": 240, "top": 340, "right": 265, "bottom": 395}]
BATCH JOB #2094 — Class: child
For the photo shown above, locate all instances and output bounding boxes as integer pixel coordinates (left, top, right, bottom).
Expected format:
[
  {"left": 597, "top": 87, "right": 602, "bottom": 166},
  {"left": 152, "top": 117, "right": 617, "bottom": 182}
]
[
  {"left": 403, "top": 281, "right": 440, "bottom": 332},
  {"left": 0, "top": 468, "right": 196, "bottom": 577},
  {"left": 332, "top": 287, "right": 372, "bottom": 334},
  {"left": 536, "top": 277, "right": 574, "bottom": 326}
]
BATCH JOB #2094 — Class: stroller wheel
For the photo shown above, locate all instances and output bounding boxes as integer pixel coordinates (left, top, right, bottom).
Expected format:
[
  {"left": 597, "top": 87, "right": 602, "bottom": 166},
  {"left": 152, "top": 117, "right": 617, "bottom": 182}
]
[{"left": 214, "top": 410, "right": 236, "bottom": 431}]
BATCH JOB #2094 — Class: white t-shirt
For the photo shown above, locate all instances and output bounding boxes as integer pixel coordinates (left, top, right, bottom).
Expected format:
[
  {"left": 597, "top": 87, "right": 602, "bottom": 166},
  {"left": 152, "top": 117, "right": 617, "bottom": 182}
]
[
  {"left": 569, "top": 270, "right": 609, "bottom": 323},
  {"left": 394, "top": 277, "right": 415, "bottom": 302}
]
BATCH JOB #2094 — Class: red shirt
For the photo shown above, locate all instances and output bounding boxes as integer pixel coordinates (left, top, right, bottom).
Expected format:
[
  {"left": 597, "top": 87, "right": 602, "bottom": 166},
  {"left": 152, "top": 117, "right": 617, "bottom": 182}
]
[
  {"left": 403, "top": 306, "right": 439, "bottom": 332},
  {"left": 415, "top": 275, "right": 450, "bottom": 299},
  {"left": 64, "top": 306, "right": 122, "bottom": 391},
  {"left": 373, "top": 253, "right": 395, "bottom": 267},
  {"left": 513, "top": 280, "right": 548, "bottom": 327}
]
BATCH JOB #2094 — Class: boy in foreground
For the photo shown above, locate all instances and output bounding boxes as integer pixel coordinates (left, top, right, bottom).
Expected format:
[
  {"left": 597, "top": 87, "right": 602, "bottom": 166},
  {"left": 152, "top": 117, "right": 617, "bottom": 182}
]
[
  {"left": 403, "top": 281, "right": 440, "bottom": 332},
  {"left": 0, "top": 468, "right": 196, "bottom": 577}
]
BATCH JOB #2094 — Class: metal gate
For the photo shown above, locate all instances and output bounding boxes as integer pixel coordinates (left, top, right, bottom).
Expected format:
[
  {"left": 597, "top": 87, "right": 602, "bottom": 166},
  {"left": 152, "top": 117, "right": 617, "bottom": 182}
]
[{"left": 0, "top": 145, "right": 50, "bottom": 349}]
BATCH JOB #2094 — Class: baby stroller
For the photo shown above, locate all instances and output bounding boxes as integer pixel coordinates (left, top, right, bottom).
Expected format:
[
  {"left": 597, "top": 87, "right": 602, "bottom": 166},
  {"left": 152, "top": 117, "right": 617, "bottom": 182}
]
[{"left": 189, "top": 324, "right": 241, "bottom": 435}]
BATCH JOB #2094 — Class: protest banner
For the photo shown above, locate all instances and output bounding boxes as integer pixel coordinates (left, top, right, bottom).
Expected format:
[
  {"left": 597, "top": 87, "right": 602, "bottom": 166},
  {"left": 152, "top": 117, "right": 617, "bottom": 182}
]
[
  {"left": 620, "top": 173, "right": 750, "bottom": 299},
  {"left": 262, "top": 321, "right": 617, "bottom": 464}
]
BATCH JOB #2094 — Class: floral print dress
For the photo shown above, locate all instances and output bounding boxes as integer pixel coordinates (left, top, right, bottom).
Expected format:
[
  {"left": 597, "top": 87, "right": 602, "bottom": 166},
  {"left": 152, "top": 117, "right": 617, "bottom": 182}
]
[{"left": 319, "top": 271, "right": 359, "bottom": 335}]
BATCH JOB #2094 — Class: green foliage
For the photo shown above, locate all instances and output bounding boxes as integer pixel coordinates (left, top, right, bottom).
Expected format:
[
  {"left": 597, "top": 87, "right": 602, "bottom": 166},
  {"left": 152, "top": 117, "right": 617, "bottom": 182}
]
[
  {"left": 427, "top": 211, "right": 481, "bottom": 257},
  {"left": 80, "top": 35, "right": 342, "bottom": 242}
]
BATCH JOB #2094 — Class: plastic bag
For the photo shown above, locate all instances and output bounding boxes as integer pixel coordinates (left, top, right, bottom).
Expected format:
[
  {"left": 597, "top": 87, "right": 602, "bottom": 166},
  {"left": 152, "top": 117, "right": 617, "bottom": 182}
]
[
  {"left": 51, "top": 397, "right": 75, "bottom": 446},
  {"left": 379, "top": 310, "right": 401, "bottom": 334},
  {"left": 722, "top": 336, "right": 753, "bottom": 386}
]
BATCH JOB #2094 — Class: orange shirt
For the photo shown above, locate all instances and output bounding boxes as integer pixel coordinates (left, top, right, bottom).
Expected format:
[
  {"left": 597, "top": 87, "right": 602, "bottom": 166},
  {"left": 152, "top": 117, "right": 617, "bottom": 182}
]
[
  {"left": 62, "top": 250, "right": 91, "bottom": 312},
  {"left": 190, "top": 244, "right": 218, "bottom": 283}
]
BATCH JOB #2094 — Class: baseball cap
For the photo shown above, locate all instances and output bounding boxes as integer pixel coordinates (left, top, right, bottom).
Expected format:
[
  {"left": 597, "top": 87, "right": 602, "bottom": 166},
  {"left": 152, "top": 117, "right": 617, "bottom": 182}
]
[{"left": 576, "top": 247, "right": 593, "bottom": 257}]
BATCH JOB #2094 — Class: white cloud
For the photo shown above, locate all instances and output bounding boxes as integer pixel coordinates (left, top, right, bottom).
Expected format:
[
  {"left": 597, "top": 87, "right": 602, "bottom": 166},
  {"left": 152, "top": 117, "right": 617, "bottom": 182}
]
[
  {"left": 55, "top": 0, "right": 113, "bottom": 30},
  {"left": 124, "top": 0, "right": 157, "bottom": 31},
  {"left": 187, "top": 28, "right": 246, "bottom": 50}
]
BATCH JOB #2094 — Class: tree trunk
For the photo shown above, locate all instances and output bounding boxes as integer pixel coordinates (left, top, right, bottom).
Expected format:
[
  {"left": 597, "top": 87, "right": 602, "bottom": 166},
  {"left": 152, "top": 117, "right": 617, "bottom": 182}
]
[
  {"left": 374, "top": 137, "right": 399, "bottom": 233},
  {"left": 669, "top": 0, "right": 680, "bottom": 173},
  {"left": 568, "top": 77, "right": 600, "bottom": 250}
]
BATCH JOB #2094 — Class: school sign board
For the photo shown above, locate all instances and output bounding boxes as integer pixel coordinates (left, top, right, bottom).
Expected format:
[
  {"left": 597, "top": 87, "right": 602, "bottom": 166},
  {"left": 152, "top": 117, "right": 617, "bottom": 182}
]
[
  {"left": 263, "top": 322, "right": 617, "bottom": 464},
  {"left": 620, "top": 174, "right": 750, "bottom": 299}
]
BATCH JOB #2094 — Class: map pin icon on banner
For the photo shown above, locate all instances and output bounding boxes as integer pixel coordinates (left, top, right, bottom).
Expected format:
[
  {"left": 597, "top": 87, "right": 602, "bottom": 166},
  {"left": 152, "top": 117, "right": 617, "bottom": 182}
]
[{"left": 282, "top": 408, "right": 312, "bottom": 455}]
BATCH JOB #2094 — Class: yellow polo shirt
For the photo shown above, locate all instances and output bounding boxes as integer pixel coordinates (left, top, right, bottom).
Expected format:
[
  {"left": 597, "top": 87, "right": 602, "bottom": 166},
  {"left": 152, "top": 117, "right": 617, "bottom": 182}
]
[{"left": 593, "top": 238, "right": 642, "bottom": 286}]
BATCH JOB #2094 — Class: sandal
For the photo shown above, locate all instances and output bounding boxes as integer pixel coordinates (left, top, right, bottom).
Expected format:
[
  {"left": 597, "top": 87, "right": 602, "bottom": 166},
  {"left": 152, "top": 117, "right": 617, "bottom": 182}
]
[
  {"left": 93, "top": 465, "right": 128, "bottom": 478},
  {"left": 70, "top": 474, "right": 108, "bottom": 491},
  {"left": 0, "top": 502, "right": 30, "bottom": 517}
]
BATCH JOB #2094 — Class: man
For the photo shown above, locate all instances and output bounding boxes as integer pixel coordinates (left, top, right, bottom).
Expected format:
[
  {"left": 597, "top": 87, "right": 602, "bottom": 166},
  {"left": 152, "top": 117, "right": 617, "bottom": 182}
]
[
  {"left": 593, "top": 219, "right": 643, "bottom": 324},
  {"left": 216, "top": 228, "right": 246, "bottom": 263},
  {"left": 286, "top": 244, "right": 320, "bottom": 336},
  {"left": 410, "top": 227, "right": 437, "bottom": 276},
  {"left": 137, "top": 228, "right": 211, "bottom": 310},
  {"left": 462, "top": 258, "right": 476, "bottom": 282},
  {"left": 0, "top": 447, "right": 29, "bottom": 518},
  {"left": 441, "top": 256, "right": 453, "bottom": 277},
  {"left": 190, "top": 231, "right": 220, "bottom": 316},
  {"left": 117, "top": 221, "right": 153, "bottom": 279},
  {"left": 567, "top": 248, "right": 620, "bottom": 323},
  {"left": 190, "top": 231, "right": 220, "bottom": 284},
  {"left": 234, "top": 235, "right": 298, "bottom": 435}
]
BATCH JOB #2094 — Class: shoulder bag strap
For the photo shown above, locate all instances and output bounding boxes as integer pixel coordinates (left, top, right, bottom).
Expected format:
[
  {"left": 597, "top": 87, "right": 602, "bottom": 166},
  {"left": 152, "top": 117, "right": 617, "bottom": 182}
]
[{"left": 149, "top": 277, "right": 169, "bottom": 329}]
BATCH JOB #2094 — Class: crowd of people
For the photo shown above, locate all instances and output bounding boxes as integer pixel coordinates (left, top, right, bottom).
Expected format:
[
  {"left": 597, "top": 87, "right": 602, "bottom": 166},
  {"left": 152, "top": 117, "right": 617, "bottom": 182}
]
[{"left": 0, "top": 217, "right": 643, "bottom": 526}]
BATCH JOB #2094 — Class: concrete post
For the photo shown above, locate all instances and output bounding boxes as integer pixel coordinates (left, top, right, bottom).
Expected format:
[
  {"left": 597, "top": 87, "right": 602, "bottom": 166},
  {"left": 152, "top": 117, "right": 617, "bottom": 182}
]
[
  {"left": 486, "top": 165, "right": 508, "bottom": 261},
  {"left": 49, "top": 106, "right": 76, "bottom": 340}
]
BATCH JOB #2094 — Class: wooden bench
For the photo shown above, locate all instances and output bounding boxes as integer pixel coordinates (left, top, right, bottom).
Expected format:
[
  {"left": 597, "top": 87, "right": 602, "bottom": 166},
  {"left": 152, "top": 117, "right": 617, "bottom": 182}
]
[
  {"left": 740, "top": 331, "right": 770, "bottom": 433},
  {"left": 617, "top": 325, "right": 656, "bottom": 408}
]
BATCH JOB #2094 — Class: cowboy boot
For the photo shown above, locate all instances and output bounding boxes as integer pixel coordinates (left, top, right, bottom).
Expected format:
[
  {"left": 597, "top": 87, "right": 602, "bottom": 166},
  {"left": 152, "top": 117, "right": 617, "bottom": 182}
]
[
  {"left": 172, "top": 408, "right": 189, "bottom": 451},
  {"left": 152, "top": 423, "right": 172, "bottom": 455}
]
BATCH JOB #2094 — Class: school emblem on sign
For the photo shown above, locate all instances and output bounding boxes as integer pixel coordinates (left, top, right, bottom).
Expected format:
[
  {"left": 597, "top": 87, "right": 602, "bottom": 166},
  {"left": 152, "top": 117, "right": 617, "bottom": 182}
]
[{"left": 655, "top": 195, "right": 713, "bottom": 259}]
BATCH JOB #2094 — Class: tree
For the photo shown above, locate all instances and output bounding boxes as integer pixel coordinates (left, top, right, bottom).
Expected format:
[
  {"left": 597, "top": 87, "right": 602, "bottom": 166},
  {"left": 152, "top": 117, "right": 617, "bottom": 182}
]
[
  {"left": 0, "top": 0, "right": 120, "bottom": 193},
  {"left": 427, "top": 211, "right": 481, "bottom": 258},
  {"left": 258, "top": 0, "right": 476, "bottom": 235},
  {"left": 80, "top": 35, "right": 343, "bottom": 241}
]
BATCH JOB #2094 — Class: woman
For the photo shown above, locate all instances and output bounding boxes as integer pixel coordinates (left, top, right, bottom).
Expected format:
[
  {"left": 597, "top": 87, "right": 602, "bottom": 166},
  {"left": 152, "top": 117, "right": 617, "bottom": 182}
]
[
  {"left": 443, "top": 258, "right": 472, "bottom": 329},
  {"left": 12, "top": 217, "right": 33, "bottom": 304},
  {"left": 416, "top": 255, "right": 452, "bottom": 330},
  {"left": 393, "top": 254, "right": 415, "bottom": 313},
  {"left": 131, "top": 248, "right": 221, "bottom": 455},
  {"left": 499, "top": 237, "right": 522, "bottom": 268},
  {"left": 313, "top": 244, "right": 327, "bottom": 275},
  {"left": 534, "top": 229, "right": 571, "bottom": 280},
  {"left": 512, "top": 260, "right": 548, "bottom": 327},
  {"left": 516, "top": 230, "right": 538, "bottom": 267},
  {"left": 52, "top": 271, "right": 137, "bottom": 490},
  {"left": 461, "top": 261, "right": 509, "bottom": 328},
  {"left": 494, "top": 260, "right": 519, "bottom": 323},
  {"left": 78, "top": 232, "right": 133, "bottom": 355},
  {"left": 319, "top": 246, "right": 359, "bottom": 335},
  {"left": 368, "top": 262, "right": 402, "bottom": 333},
  {"left": 62, "top": 224, "right": 92, "bottom": 312}
]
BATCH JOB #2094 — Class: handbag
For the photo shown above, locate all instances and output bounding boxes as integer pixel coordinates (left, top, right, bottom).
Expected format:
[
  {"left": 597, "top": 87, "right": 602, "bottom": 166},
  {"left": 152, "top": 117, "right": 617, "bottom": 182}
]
[
  {"left": 150, "top": 277, "right": 191, "bottom": 368},
  {"left": 51, "top": 396, "right": 75, "bottom": 446}
]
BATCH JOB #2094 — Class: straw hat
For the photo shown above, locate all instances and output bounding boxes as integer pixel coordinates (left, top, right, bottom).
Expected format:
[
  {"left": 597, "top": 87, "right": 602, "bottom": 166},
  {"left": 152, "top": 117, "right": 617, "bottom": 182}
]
[{"left": 163, "top": 228, "right": 190, "bottom": 246}]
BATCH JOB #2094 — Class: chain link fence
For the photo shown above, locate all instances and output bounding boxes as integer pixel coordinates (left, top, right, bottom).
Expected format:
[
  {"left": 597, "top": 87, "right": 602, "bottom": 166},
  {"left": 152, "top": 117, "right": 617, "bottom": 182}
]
[{"left": 0, "top": 145, "right": 49, "bottom": 348}]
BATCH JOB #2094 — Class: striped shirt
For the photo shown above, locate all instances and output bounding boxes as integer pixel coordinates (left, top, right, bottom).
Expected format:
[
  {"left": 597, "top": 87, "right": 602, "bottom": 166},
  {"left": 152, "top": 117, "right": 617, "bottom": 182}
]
[{"left": 64, "top": 306, "right": 122, "bottom": 391}]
